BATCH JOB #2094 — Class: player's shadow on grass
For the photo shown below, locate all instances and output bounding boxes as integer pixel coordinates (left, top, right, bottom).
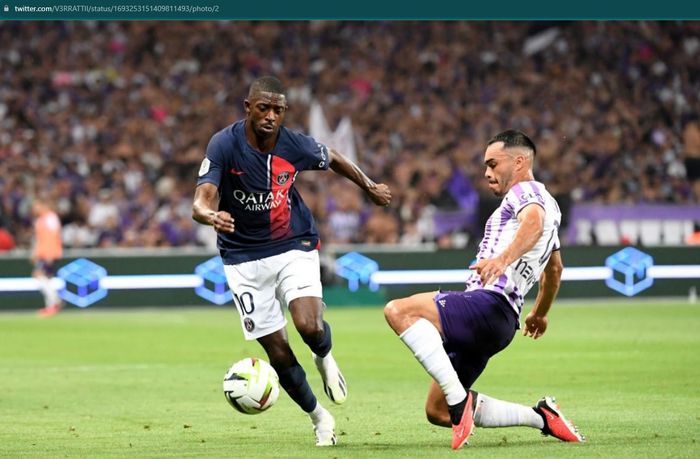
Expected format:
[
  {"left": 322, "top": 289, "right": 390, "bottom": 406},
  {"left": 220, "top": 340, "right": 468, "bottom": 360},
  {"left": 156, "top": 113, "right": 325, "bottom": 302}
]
[
  {"left": 468, "top": 437, "right": 569, "bottom": 449},
  {"left": 340, "top": 436, "right": 565, "bottom": 451},
  {"left": 340, "top": 441, "right": 445, "bottom": 450}
]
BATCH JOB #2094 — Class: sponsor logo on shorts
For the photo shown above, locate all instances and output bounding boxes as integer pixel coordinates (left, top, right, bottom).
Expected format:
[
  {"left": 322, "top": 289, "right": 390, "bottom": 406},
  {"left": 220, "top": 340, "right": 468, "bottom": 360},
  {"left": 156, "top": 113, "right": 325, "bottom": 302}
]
[
  {"left": 301, "top": 240, "right": 311, "bottom": 247},
  {"left": 438, "top": 299, "right": 447, "bottom": 307},
  {"left": 244, "top": 318, "right": 255, "bottom": 332}
]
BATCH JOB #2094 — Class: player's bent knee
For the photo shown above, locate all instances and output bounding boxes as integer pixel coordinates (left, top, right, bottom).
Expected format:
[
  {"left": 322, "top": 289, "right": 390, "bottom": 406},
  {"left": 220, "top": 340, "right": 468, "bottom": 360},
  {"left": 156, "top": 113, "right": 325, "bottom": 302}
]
[
  {"left": 299, "top": 326, "right": 324, "bottom": 344},
  {"left": 425, "top": 407, "right": 450, "bottom": 427},
  {"left": 383, "top": 300, "right": 402, "bottom": 327},
  {"left": 385, "top": 299, "right": 418, "bottom": 333},
  {"left": 295, "top": 319, "right": 324, "bottom": 341}
]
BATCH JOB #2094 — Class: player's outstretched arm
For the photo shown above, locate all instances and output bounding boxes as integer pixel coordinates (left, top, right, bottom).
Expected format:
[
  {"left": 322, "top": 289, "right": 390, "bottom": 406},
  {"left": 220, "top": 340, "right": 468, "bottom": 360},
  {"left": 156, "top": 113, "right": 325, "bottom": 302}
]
[
  {"left": 192, "top": 183, "right": 235, "bottom": 233},
  {"left": 328, "top": 148, "right": 391, "bottom": 206},
  {"left": 470, "top": 203, "right": 544, "bottom": 285},
  {"left": 523, "top": 250, "right": 563, "bottom": 339},
  {"left": 498, "top": 203, "right": 545, "bottom": 267}
]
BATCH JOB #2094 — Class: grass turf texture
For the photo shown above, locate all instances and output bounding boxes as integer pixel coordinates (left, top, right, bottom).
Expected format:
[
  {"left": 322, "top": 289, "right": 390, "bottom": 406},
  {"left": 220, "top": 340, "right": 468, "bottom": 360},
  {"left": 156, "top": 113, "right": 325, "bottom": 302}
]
[{"left": 1, "top": 300, "right": 698, "bottom": 458}]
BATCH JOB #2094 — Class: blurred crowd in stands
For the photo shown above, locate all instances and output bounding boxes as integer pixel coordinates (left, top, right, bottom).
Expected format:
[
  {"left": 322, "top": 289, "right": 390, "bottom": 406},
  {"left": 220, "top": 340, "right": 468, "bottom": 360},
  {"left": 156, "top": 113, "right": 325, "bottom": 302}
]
[{"left": 1, "top": 21, "right": 699, "bottom": 251}]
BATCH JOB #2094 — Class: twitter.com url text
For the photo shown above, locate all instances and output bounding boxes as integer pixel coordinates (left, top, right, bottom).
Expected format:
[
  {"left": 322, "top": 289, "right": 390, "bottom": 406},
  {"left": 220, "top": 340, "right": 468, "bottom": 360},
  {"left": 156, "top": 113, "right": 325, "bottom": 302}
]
[{"left": 8, "top": 4, "right": 220, "bottom": 14}]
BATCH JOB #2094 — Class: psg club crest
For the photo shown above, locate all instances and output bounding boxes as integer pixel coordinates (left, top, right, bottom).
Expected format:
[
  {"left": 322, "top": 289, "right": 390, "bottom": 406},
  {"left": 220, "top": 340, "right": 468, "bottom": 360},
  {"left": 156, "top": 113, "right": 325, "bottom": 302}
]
[
  {"left": 276, "top": 172, "right": 290, "bottom": 185},
  {"left": 244, "top": 318, "right": 255, "bottom": 332}
]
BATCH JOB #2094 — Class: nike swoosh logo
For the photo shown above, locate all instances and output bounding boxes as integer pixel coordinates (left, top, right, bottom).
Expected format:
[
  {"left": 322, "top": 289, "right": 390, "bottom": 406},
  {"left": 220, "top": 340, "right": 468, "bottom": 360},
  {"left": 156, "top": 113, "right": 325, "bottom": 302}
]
[
  {"left": 297, "top": 285, "right": 312, "bottom": 290},
  {"left": 230, "top": 168, "right": 245, "bottom": 176}
]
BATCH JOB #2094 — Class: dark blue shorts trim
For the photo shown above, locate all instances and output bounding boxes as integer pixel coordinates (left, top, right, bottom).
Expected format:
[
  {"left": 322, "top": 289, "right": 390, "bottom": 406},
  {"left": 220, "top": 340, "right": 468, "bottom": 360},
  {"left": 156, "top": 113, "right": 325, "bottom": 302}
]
[{"left": 34, "top": 260, "right": 56, "bottom": 276}]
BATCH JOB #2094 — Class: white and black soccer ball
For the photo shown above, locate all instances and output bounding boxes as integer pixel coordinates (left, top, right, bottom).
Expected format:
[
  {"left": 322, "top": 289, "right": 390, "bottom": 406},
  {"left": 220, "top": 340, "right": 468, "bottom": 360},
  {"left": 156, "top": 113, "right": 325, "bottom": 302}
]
[{"left": 223, "top": 357, "right": 280, "bottom": 415}]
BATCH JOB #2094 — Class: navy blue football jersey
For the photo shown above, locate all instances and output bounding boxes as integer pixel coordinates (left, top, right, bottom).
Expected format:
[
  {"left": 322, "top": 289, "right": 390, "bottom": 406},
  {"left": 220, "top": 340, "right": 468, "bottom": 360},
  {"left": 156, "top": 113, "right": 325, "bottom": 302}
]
[{"left": 197, "top": 120, "right": 330, "bottom": 264}]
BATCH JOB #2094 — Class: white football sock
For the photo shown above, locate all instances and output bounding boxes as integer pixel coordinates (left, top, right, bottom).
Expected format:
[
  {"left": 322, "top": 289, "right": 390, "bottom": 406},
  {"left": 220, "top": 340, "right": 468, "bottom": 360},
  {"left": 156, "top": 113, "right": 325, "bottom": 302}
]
[
  {"left": 314, "top": 350, "right": 336, "bottom": 371},
  {"left": 308, "top": 402, "right": 327, "bottom": 423},
  {"left": 399, "top": 318, "right": 466, "bottom": 406},
  {"left": 37, "top": 276, "right": 59, "bottom": 307},
  {"left": 473, "top": 393, "right": 544, "bottom": 429}
]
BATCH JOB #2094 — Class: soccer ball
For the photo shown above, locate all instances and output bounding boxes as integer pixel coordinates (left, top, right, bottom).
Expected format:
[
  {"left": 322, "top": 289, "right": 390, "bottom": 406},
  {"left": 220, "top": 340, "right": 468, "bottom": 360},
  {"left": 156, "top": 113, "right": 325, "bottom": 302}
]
[{"left": 223, "top": 357, "right": 280, "bottom": 415}]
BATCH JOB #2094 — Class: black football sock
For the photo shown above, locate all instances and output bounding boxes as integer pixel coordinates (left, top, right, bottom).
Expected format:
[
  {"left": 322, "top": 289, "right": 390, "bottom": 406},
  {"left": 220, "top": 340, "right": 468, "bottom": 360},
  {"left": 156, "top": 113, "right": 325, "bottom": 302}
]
[
  {"left": 448, "top": 398, "right": 466, "bottom": 425},
  {"left": 448, "top": 390, "right": 478, "bottom": 425},
  {"left": 304, "top": 320, "right": 332, "bottom": 358},
  {"left": 276, "top": 363, "right": 317, "bottom": 413}
]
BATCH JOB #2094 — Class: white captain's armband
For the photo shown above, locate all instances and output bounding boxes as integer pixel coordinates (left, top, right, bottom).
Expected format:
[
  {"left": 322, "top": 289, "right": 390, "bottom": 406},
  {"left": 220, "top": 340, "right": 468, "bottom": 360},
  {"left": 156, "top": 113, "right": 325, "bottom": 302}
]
[{"left": 198, "top": 157, "right": 211, "bottom": 176}]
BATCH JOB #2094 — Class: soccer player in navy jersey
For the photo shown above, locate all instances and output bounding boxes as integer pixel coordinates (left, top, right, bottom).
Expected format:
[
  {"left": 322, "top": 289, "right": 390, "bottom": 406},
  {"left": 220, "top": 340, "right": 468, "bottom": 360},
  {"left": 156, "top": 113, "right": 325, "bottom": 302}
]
[
  {"left": 384, "top": 130, "right": 584, "bottom": 449},
  {"left": 192, "top": 76, "right": 391, "bottom": 446}
]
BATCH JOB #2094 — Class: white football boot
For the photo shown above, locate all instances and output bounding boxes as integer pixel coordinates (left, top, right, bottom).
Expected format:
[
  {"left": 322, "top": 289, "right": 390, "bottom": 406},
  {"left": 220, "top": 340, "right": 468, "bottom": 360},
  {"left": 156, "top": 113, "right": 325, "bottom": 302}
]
[
  {"left": 309, "top": 404, "right": 337, "bottom": 446},
  {"left": 312, "top": 351, "right": 348, "bottom": 404}
]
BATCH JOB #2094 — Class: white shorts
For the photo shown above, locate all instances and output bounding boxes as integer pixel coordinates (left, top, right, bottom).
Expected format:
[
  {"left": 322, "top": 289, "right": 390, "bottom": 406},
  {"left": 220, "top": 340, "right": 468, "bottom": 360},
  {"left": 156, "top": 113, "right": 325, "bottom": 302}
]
[{"left": 223, "top": 249, "right": 323, "bottom": 340}]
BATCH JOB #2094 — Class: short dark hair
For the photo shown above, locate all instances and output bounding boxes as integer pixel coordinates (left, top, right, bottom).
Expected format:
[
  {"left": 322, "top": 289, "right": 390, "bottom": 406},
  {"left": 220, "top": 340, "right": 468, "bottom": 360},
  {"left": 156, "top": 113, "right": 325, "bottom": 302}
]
[
  {"left": 487, "top": 130, "right": 536, "bottom": 156},
  {"left": 248, "top": 76, "right": 286, "bottom": 97}
]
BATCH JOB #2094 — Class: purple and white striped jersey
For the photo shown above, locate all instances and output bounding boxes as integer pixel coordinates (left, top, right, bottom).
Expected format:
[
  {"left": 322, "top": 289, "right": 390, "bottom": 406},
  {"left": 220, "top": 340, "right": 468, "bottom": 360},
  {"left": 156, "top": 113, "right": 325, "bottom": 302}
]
[{"left": 465, "top": 180, "right": 561, "bottom": 317}]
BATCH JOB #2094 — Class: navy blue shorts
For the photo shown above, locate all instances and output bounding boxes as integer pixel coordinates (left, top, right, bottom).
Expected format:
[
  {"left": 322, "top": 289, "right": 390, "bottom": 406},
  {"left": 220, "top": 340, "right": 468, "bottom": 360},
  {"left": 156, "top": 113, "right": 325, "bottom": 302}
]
[
  {"left": 435, "top": 289, "right": 518, "bottom": 389},
  {"left": 34, "top": 260, "right": 57, "bottom": 276}
]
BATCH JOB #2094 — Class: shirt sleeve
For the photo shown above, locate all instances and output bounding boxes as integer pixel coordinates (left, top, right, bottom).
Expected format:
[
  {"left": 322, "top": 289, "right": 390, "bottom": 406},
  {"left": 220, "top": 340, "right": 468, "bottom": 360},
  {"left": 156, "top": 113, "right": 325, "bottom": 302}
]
[
  {"left": 551, "top": 232, "right": 561, "bottom": 251},
  {"left": 294, "top": 132, "right": 330, "bottom": 171},
  {"left": 507, "top": 182, "right": 546, "bottom": 217},
  {"left": 197, "top": 133, "right": 225, "bottom": 187}
]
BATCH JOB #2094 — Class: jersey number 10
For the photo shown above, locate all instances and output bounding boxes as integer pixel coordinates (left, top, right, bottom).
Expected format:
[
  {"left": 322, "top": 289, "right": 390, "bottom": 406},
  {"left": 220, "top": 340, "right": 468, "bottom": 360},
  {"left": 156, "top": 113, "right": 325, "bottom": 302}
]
[{"left": 233, "top": 292, "right": 255, "bottom": 315}]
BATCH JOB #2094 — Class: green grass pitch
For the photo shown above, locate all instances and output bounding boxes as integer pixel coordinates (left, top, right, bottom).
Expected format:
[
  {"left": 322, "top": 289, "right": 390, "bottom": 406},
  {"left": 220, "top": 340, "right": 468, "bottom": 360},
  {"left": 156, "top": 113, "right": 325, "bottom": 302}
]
[{"left": 1, "top": 300, "right": 699, "bottom": 458}]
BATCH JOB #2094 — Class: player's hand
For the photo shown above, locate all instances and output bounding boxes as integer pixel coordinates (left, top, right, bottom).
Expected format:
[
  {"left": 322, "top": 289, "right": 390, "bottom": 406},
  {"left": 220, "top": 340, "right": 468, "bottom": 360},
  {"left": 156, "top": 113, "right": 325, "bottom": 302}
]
[
  {"left": 523, "top": 311, "right": 548, "bottom": 339},
  {"left": 210, "top": 211, "right": 235, "bottom": 233},
  {"left": 469, "top": 256, "right": 507, "bottom": 286},
  {"left": 367, "top": 183, "right": 392, "bottom": 207}
]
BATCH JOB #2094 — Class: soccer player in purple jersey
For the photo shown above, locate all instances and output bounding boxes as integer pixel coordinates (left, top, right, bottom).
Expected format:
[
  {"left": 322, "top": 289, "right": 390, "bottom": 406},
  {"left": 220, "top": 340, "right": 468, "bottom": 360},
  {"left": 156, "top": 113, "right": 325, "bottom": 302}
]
[
  {"left": 385, "top": 130, "right": 584, "bottom": 449},
  {"left": 193, "top": 76, "right": 391, "bottom": 446}
]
